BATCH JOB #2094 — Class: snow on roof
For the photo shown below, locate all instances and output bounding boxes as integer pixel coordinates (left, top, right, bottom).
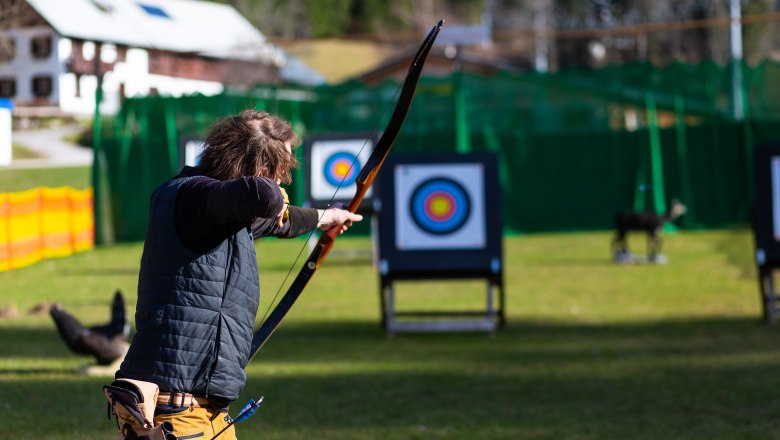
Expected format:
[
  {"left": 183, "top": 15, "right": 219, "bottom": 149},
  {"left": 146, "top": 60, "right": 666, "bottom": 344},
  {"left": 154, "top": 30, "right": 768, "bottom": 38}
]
[{"left": 25, "top": 0, "right": 286, "bottom": 65}]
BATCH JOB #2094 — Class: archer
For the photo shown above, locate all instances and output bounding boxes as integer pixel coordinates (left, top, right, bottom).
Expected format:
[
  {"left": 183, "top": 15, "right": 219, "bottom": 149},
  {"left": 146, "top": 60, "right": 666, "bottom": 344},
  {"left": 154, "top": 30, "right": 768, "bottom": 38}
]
[
  {"left": 104, "top": 19, "right": 442, "bottom": 439},
  {"left": 106, "top": 110, "right": 360, "bottom": 440}
]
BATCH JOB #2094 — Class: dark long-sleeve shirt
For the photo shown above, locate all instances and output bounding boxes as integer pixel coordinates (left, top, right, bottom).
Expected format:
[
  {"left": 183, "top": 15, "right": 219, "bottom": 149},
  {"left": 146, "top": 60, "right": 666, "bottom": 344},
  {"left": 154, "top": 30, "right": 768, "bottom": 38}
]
[{"left": 173, "top": 166, "right": 319, "bottom": 253}]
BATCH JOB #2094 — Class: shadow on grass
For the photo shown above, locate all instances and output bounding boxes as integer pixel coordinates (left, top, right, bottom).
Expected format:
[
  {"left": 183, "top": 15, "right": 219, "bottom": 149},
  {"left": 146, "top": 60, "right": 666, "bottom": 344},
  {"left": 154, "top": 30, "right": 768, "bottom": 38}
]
[{"left": 2, "top": 317, "right": 779, "bottom": 439}]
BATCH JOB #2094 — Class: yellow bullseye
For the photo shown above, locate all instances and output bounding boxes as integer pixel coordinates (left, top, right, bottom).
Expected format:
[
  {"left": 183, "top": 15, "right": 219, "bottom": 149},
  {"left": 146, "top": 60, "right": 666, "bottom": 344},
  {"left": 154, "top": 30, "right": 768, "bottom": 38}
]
[
  {"left": 334, "top": 162, "right": 350, "bottom": 177},
  {"left": 429, "top": 196, "right": 451, "bottom": 216}
]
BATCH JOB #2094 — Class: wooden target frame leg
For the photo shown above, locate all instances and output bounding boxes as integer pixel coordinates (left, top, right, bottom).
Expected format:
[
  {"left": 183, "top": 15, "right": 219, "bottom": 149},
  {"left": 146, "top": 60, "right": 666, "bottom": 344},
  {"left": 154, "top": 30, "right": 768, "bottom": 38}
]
[
  {"left": 759, "top": 267, "right": 777, "bottom": 324},
  {"left": 485, "top": 278, "right": 506, "bottom": 333},
  {"left": 379, "top": 277, "right": 393, "bottom": 334},
  {"left": 494, "top": 274, "right": 506, "bottom": 329},
  {"left": 486, "top": 280, "right": 496, "bottom": 335}
]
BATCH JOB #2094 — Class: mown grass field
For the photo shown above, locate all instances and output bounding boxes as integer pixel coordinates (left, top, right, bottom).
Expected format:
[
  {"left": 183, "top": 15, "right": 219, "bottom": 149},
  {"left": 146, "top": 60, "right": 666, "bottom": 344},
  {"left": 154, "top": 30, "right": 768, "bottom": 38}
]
[
  {"left": 0, "top": 225, "right": 774, "bottom": 439},
  {"left": 0, "top": 165, "right": 90, "bottom": 192}
]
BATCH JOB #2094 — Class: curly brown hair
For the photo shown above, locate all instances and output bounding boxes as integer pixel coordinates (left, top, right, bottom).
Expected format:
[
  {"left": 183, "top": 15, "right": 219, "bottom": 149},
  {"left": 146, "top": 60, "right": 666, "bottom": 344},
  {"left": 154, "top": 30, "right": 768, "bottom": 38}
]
[{"left": 198, "top": 110, "right": 301, "bottom": 184}]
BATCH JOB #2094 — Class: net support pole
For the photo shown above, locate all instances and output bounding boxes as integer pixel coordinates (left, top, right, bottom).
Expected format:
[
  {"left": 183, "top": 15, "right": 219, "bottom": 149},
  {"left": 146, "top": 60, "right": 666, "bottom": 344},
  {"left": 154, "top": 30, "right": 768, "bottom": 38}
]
[
  {"left": 730, "top": 0, "right": 745, "bottom": 121},
  {"left": 165, "top": 100, "right": 178, "bottom": 176},
  {"left": 454, "top": 71, "right": 471, "bottom": 154},
  {"left": 91, "top": 44, "right": 114, "bottom": 245},
  {"left": 674, "top": 95, "right": 693, "bottom": 227},
  {"left": 645, "top": 91, "right": 667, "bottom": 217}
]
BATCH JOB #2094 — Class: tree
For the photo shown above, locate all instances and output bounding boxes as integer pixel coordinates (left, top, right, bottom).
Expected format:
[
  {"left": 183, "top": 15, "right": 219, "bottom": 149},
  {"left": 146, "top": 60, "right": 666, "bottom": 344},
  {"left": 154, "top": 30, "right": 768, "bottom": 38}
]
[
  {"left": 217, "top": 0, "right": 779, "bottom": 68},
  {"left": 743, "top": 0, "right": 775, "bottom": 66},
  {"left": 0, "top": 0, "right": 41, "bottom": 60}
]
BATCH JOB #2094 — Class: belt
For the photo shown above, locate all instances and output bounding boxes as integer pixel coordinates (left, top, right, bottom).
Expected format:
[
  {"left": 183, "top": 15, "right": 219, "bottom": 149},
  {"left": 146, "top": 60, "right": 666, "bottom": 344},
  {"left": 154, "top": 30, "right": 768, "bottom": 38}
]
[{"left": 157, "top": 392, "right": 211, "bottom": 408}]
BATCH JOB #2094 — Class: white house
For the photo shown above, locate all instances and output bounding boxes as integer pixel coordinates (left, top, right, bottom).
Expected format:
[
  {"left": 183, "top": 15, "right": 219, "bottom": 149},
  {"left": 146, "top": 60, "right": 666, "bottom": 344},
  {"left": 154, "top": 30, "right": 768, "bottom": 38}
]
[{"left": 0, "top": 0, "right": 296, "bottom": 118}]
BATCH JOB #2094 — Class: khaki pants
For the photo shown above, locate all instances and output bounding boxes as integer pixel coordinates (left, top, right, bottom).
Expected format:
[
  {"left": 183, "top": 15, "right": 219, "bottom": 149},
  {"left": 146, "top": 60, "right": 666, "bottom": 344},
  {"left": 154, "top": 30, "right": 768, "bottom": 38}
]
[{"left": 154, "top": 406, "right": 236, "bottom": 440}]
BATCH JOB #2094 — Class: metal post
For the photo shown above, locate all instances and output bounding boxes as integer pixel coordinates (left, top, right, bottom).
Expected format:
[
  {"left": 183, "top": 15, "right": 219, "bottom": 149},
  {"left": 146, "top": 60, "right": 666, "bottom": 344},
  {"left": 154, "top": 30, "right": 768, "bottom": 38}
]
[
  {"left": 454, "top": 70, "right": 471, "bottom": 154},
  {"left": 674, "top": 95, "right": 693, "bottom": 225},
  {"left": 645, "top": 91, "right": 667, "bottom": 216},
  {"left": 533, "top": 0, "right": 549, "bottom": 73},
  {"left": 729, "top": 0, "right": 755, "bottom": 205},
  {"left": 164, "top": 100, "right": 178, "bottom": 176},
  {"left": 290, "top": 100, "right": 305, "bottom": 206},
  {"left": 91, "top": 43, "right": 113, "bottom": 245},
  {"left": 730, "top": 0, "right": 744, "bottom": 121}
]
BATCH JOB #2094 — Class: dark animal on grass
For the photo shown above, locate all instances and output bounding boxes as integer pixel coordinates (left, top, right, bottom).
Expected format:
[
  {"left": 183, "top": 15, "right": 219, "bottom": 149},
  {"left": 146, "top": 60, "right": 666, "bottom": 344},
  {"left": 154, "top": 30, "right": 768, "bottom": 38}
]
[
  {"left": 612, "top": 199, "right": 687, "bottom": 262},
  {"left": 49, "top": 289, "right": 129, "bottom": 368}
]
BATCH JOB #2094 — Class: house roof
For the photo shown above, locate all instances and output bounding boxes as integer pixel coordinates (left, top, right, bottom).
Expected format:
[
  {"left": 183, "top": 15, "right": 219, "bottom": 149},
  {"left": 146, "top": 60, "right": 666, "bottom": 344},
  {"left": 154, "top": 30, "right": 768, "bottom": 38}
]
[
  {"left": 350, "top": 46, "right": 528, "bottom": 86},
  {"left": 280, "top": 54, "right": 326, "bottom": 86},
  {"left": 25, "top": 0, "right": 285, "bottom": 65}
]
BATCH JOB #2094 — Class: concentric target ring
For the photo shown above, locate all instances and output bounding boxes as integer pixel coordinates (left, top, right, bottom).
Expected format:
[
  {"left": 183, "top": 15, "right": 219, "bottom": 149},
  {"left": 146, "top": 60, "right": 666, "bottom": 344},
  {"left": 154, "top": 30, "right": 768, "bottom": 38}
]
[
  {"left": 323, "top": 151, "right": 360, "bottom": 187},
  {"left": 409, "top": 177, "right": 471, "bottom": 235}
]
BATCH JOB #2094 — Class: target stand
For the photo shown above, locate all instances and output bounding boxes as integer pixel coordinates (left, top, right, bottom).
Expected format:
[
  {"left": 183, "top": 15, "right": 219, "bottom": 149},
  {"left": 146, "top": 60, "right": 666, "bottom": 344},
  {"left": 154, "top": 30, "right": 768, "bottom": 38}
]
[
  {"left": 377, "top": 152, "right": 505, "bottom": 334},
  {"left": 753, "top": 144, "right": 780, "bottom": 324}
]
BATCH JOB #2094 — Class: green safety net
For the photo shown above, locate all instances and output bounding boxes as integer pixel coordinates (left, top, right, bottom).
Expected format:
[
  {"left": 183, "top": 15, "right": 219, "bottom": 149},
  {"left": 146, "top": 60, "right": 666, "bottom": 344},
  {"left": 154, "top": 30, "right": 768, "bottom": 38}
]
[{"left": 99, "top": 60, "right": 780, "bottom": 241}]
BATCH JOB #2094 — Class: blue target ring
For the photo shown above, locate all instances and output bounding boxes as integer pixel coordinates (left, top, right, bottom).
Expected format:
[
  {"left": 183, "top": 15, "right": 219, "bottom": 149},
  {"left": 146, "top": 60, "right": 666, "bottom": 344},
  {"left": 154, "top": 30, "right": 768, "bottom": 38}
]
[
  {"left": 409, "top": 177, "right": 471, "bottom": 235},
  {"left": 323, "top": 151, "right": 360, "bottom": 187}
]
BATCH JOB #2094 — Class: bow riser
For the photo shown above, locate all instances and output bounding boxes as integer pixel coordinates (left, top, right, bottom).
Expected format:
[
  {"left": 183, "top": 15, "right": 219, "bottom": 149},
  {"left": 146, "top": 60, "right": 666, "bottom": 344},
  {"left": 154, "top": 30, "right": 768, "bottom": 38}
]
[
  {"left": 314, "top": 227, "right": 339, "bottom": 265},
  {"left": 346, "top": 179, "right": 369, "bottom": 213}
]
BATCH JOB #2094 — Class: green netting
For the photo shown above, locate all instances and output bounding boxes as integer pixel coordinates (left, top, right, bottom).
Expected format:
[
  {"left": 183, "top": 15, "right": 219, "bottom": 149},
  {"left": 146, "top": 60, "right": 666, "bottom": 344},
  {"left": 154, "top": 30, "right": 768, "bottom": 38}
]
[{"left": 101, "top": 60, "right": 780, "bottom": 242}]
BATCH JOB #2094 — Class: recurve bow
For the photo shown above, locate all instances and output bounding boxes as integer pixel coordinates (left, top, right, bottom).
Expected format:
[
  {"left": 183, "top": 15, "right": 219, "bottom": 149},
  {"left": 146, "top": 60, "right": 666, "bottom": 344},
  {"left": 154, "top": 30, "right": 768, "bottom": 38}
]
[{"left": 249, "top": 20, "right": 444, "bottom": 361}]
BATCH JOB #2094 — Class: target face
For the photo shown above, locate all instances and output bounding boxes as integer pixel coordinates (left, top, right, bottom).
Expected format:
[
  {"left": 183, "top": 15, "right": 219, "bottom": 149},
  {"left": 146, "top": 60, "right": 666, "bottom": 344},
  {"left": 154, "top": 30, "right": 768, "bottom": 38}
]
[
  {"left": 395, "top": 163, "right": 486, "bottom": 250},
  {"left": 409, "top": 178, "right": 471, "bottom": 235},
  {"left": 310, "top": 138, "right": 373, "bottom": 201},
  {"left": 324, "top": 151, "right": 360, "bottom": 187},
  {"left": 773, "top": 156, "right": 780, "bottom": 240}
]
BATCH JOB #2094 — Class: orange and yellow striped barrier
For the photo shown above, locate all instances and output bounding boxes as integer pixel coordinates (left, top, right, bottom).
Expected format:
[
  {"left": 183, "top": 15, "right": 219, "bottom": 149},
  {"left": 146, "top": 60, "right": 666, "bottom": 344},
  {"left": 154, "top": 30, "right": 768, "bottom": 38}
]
[{"left": 0, "top": 187, "right": 94, "bottom": 272}]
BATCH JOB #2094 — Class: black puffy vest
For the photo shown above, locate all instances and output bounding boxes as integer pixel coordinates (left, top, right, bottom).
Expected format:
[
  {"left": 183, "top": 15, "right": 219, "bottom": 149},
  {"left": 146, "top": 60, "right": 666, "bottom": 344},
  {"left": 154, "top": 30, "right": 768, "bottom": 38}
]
[{"left": 119, "top": 177, "right": 260, "bottom": 403}]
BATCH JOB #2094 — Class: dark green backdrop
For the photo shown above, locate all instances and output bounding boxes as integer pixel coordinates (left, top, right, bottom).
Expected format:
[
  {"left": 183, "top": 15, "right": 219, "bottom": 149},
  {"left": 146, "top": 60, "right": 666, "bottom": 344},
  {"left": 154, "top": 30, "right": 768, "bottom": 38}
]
[{"left": 99, "top": 61, "right": 780, "bottom": 242}]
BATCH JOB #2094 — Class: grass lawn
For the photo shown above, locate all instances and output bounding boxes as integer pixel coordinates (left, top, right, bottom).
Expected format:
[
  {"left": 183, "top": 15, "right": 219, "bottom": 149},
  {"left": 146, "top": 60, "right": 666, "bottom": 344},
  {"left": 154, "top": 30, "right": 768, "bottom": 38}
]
[
  {"left": 0, "top": 166, "right": 91, "bottom": 192},
  {"left": 11, "top": 143, "right": 44, "bottom": 160},
  {"left": 0, "top": 229, "right": 773, "bottom": 439}
]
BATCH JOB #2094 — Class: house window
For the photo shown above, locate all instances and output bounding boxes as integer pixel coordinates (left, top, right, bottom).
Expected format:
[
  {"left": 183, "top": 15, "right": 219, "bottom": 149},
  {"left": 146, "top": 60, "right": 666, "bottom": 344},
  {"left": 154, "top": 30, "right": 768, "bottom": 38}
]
[
  {"left": 32, "top": 75, "right": 53, "bottom": 97},
  {"left": 0, "top": 78, "right": 16, "bottom": 98},
  {"left": 0, "top": 37, "right": 15, "bottom": 62},
  {"left": 138, "top": 3, "right": 171, "bottom": 18},
  {"left": 31, "top": 35, "right": 53, "bottom": 59},
  {"left": 101, "top": 44, "right": 117, "bottom": 64},
  {"left": 82, "top": 41, "right": 95, "bottom": 61}
]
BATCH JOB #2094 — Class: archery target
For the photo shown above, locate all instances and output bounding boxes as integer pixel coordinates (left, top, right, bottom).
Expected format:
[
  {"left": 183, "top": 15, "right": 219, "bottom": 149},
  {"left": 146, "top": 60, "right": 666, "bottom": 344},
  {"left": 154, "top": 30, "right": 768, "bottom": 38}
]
[
  {"left": 395, "top": 163, "right": 486, "bottom": 250},
  {"left": 773, "top": 156, "right": 780, "bottom": 240},
  {"left": 310, "top": 138, "right": 373, "bottom": 201}
]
